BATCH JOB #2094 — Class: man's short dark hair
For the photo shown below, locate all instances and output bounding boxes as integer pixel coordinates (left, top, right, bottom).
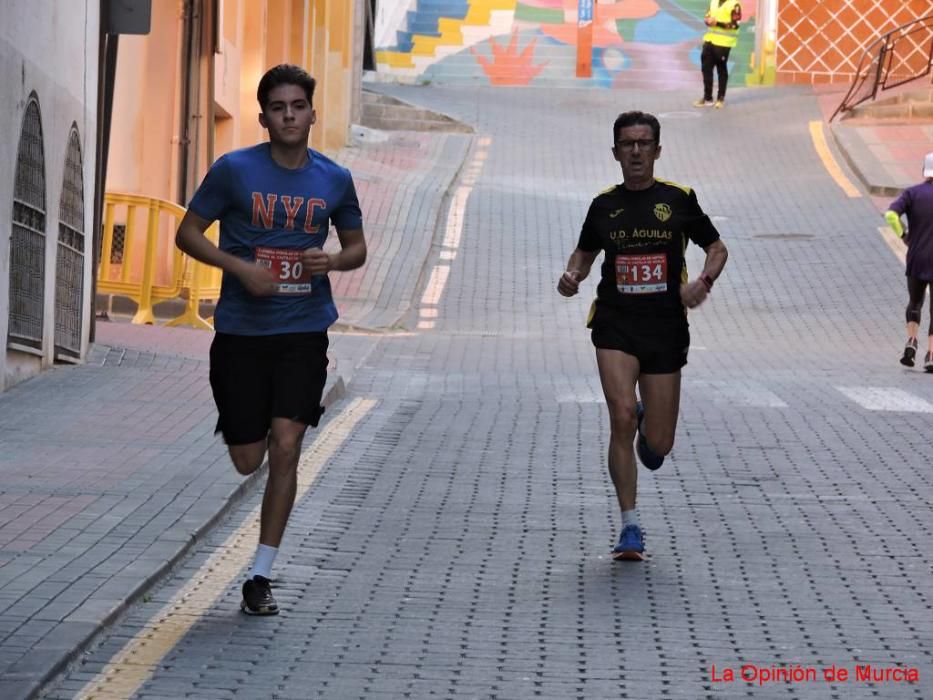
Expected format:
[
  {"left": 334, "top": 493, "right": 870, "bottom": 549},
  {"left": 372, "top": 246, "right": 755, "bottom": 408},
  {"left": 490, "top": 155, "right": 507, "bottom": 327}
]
[
  {"left": 257, "top": 64, "right": 316, "bottom": 110},
  {"left": 613, "top": 111, "right": 661, "bottom": 145}
]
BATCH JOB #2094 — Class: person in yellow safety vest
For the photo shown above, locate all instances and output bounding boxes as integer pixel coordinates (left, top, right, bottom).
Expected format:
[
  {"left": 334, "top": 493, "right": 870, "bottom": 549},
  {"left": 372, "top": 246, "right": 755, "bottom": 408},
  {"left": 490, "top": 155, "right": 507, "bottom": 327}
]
[{"left": 694, "top": 0, "right": 741, "bottom": 109}]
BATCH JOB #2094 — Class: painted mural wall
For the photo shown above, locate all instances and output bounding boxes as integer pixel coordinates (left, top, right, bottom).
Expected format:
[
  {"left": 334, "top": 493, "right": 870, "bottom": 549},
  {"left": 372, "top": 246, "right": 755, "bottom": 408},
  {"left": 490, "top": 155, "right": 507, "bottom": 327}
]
[{"left": 375, "top": 0, "right": 762, "bottom": 89}]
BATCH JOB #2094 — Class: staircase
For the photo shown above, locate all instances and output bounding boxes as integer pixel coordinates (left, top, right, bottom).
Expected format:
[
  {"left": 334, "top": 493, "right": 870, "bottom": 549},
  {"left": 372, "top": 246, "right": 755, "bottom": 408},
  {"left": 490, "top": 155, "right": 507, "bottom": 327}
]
[
  {"left": 843, "top": 86, "right": 933, "bottom": 123},
  {"left": 394, "top": 0, "right": 470, "bottom": 52},
  {"left": 377, "top": 0, "right": 518, "bottom": 74},
  {"left": 360, "top": 90, "right": 473, "bottom": 132}
]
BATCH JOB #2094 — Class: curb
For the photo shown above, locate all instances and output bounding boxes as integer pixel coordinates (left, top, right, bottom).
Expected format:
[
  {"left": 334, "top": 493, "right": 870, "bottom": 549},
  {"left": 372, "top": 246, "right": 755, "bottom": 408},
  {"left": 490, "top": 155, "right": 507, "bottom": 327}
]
[
  {"left": 395, "top": 135, "right": 476, "bottom": 334},
  {"left": 829, "top": 123, "right": 914, "bottom": 197}
]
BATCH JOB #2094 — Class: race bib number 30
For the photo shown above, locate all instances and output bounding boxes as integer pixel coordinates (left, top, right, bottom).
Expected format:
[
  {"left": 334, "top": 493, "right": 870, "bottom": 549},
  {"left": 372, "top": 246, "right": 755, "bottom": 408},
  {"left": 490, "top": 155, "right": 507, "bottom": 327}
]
[
  {"left": 255, "top": 246, "right": 313, "bottom": 295},
  {"left": 616, "top": 253, "right": 667, "bottom": 294}
]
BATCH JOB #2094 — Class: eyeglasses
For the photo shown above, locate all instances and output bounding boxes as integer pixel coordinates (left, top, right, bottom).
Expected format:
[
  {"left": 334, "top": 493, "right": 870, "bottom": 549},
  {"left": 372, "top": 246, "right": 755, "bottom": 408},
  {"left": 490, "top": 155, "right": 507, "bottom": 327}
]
[{"left": 616, "top": 139, "right": 656, "bottom": 151}]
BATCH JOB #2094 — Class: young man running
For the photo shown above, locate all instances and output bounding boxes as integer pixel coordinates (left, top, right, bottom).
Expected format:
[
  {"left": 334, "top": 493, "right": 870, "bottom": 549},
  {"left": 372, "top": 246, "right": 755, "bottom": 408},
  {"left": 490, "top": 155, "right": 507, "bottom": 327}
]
[
  {"left": 886, "top": 152, "right": 933, "bottom": 371},
  {"left": 557, "top": 111, "right": 728, "bottom": 561},
  {"left": 176, "top": 64, "right": 366, "bottom": 614}
]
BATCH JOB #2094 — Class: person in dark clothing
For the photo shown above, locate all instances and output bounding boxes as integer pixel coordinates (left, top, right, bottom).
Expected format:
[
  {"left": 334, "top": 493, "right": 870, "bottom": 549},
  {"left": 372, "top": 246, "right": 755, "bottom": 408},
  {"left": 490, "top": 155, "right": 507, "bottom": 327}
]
[
  {"left": 557, "top": 111, "right": 728, "bottom": 561},
  {"left": 886, "top": 153, "right": 933, "bottom": 371}
]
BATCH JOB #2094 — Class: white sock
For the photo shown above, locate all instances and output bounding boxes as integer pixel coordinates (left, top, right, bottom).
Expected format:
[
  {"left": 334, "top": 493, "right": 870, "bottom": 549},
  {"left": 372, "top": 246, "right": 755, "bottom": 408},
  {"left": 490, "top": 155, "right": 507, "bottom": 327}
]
[
  {"left": 621, "top": 509, "right": 640, "bottom": 529},
  {"left": 249, "top": 544, "right": 278, "bottom": 580}
]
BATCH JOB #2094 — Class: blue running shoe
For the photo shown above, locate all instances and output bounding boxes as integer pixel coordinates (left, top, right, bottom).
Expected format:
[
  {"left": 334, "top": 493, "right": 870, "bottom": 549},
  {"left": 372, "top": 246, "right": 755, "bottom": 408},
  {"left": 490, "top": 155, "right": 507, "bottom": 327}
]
[
  {"left": 635, "top": 401, "right": 664, "bottom": 471},
  {"left": 612, "top": 525, "right": 645, "bottom": 561}
]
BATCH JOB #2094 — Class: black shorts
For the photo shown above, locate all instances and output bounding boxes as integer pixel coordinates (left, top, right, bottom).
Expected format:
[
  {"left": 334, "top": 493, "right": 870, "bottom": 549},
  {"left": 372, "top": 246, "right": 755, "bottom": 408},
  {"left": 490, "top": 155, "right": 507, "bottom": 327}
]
[
  {"left": 588, "top": 303, "right": 689, "bottom": 374},
  {"left": 209, "top": 331, "right": 329, "bottom": 445}
]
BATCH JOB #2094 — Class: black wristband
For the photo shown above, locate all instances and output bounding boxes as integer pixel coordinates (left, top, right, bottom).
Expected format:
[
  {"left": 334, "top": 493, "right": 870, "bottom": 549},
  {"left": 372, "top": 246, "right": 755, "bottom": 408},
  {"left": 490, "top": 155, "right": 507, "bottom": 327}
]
[{"left": 700, "top": 274, "right": 714, "bottom": 291}]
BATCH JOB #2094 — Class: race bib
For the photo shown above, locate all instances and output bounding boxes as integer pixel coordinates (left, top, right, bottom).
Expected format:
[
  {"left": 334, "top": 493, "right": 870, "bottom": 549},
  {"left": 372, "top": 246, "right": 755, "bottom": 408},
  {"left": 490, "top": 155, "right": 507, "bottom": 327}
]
[
  {"left": 616, "top": 253, "right": 667, "bottom": 294},
  {"left": 255, "top": 246, "right": 313, "bottom": 295}
]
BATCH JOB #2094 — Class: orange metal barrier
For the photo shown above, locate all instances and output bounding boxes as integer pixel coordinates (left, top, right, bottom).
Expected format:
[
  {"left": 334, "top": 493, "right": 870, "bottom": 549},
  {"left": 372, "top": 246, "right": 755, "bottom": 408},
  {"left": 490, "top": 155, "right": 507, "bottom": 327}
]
[{"left": 99, "top": 193, "right": 221, "bottom": 329}]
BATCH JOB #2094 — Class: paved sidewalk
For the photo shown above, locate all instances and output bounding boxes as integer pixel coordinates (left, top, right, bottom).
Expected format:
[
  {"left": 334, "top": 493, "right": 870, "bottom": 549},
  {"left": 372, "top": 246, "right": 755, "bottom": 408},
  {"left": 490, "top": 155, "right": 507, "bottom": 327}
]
[
  {"left": 832, "top": 122, "right": 933, "bottom": 197},
  {"left": 332, "top": 127, "right": 472, "bottom": 330},
  {"left": 0, "top": 123, "right": 468, "bottom": 699},
  {"left": 816, "top": 85, "right": 933, "bottom": 198}
]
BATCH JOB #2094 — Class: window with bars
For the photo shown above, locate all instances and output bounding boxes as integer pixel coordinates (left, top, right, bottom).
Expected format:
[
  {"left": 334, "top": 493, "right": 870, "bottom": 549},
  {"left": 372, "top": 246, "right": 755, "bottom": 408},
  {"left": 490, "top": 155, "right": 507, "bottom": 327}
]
[
  {"left": 8, "top": 96, "right": 47, "bottom": 352},
  {"left": 110, "top": 224, "right": 126, "bottom": 264},
  {"left": 55, "top": 127, "right": 85, "bottom": 359}
]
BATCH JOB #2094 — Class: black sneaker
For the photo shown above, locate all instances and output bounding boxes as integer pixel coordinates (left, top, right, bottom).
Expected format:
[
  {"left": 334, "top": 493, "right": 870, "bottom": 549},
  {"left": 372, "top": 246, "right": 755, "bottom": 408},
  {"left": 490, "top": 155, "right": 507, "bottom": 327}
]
[
  {"left": 241, "top": 575, "right": 278, "bottom": 615},
  {"left": 925, "top": 352, "right": 933, "bottom": 373},
  {"left": 901, "top": 340, "right": 918, "bottom": 367}
]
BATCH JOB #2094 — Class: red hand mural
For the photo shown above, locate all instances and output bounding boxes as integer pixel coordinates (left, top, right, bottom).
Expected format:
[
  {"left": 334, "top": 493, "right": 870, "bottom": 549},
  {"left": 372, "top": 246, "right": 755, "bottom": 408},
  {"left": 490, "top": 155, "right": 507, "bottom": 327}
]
[{"left": 471, "top": 28, "right": 549, "bottom": 86}]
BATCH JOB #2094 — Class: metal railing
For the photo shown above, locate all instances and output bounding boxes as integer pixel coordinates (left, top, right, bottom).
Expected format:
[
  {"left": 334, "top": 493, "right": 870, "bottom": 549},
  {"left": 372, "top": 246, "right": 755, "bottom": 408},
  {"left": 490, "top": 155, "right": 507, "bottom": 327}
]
[
  {"left": 832, "top": 14, "right": 933, "bottom": 121},
  {"left": 98, "top": 193, "right": 221, "bottom": 329}
]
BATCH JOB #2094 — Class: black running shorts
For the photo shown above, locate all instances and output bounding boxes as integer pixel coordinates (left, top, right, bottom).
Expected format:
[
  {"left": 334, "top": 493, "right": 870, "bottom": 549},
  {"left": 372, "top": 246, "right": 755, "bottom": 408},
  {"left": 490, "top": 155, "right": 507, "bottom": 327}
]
[
  {"left": 588, "top": 303, "right": 689, "bottom": 374},
  {"left": 209, "top": 331, "right": 329, "bottom": 445}
]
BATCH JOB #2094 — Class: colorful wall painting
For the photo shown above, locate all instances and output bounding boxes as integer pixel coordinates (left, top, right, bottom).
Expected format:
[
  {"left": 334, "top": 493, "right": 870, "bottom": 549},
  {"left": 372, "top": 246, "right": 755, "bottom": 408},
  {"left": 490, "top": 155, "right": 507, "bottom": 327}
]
[{"left": 375, "top": 0, "right": 763, "bottom": 89}]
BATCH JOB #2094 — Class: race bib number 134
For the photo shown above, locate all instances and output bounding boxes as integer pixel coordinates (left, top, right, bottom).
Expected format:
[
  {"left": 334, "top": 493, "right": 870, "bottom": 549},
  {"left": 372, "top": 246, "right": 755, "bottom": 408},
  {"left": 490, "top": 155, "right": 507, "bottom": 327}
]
[
  {"left": 255, "top": 246, "right": 313, "bottom": 295},
  {"left": 616, "top": 253, "right": 667, "bottom": 294}
]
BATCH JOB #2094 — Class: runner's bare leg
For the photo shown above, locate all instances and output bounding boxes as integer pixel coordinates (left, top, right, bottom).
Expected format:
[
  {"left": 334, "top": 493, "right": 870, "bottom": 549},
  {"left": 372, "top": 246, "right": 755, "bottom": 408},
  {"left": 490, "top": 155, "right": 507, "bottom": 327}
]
[
  {"left": 637, "top": 371, "right": 682, "bottom": 457},
  {"left": 596, "top": 349, "right": 641, "bottom": 512},
  {"left": 260, "top": 417, "right": 308, "bottom": 547}
]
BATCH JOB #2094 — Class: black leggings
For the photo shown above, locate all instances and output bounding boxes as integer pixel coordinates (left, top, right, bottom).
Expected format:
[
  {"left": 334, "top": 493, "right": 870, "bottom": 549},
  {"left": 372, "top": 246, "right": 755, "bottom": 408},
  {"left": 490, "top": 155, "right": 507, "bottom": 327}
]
[
  {"left": 701, "top": 42, "right": 731, "bottom": 101},
  {"left": 906, "top": 276, "right": 933, "bottom": 334}
]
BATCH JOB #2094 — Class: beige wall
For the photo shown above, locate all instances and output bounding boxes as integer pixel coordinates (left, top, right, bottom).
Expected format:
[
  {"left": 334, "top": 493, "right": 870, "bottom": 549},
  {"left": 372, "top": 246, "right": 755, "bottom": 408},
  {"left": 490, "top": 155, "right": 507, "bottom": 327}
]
[
  {"left": 108, "top": 0, "right": 364, "bottom": 207},
  {"left": 107, "top": 8, "right": 183, "bottom": 202}
]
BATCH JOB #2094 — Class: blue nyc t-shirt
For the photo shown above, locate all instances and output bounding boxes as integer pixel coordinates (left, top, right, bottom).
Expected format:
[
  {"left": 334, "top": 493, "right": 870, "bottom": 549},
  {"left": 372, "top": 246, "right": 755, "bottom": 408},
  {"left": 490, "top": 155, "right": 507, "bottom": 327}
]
[{"left": 188, "top": 143, "right": 363, "bottom": 335}]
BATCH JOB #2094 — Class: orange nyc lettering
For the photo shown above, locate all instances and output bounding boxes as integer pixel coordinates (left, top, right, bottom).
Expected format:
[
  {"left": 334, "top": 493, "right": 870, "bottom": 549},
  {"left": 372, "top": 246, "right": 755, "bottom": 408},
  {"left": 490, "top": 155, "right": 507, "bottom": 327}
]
[{"left": 251, "top": 193, "right": 326, "bottom": 233}]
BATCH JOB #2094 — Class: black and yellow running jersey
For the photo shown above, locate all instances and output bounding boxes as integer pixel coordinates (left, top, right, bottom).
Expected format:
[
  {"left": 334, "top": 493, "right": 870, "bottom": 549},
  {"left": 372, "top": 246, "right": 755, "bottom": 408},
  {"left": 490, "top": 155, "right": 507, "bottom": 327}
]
[{"left": 577, "top": 178, "right": 720, "bottom": 317}]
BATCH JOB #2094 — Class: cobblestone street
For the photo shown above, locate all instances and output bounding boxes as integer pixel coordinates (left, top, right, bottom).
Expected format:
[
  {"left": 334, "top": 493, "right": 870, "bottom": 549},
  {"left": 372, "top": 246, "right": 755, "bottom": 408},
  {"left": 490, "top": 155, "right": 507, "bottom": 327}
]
[{"left": 19, "top": 85, "right": 933, "bottom": 699}]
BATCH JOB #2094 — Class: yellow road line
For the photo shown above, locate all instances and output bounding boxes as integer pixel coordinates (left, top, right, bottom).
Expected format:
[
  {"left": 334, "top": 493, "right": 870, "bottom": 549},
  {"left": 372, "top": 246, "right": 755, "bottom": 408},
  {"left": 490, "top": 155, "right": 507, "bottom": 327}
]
[
  {"left": 417, "top": 140, "right": 490, "bottom": 329},
  {"left": 808, "top": 121, "right": 861, "bottom": 198},
  {"left": 76, "top": 398, "right": 377, "bottom": 700},
  {"left": 878, "top": 225, "right": 906, "bottom": 265},
  {"left": 420, "top": 264, "right": 451, "bottom": 307}
]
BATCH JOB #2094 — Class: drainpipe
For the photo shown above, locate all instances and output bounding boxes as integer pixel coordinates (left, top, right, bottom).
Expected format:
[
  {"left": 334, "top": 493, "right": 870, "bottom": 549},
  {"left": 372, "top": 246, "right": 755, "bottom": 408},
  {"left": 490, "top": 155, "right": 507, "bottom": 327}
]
[
  {"left": 205, "top": 0, "right": 216, "bottom": 167},
  {"left": 90, "top": 7, "right": 119, "bottom": 342},
  {"left": 176, "top": 0, "right": 194, "bottom": 205},
  {"left": 177, "top": 0, "right": 205, "bottom": 205}
]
